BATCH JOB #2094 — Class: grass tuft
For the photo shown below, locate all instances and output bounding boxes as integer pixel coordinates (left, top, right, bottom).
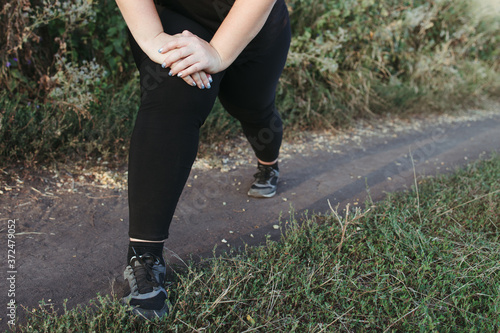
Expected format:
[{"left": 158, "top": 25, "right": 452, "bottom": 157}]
[{"left": 16, "top": 154, "right": 500, "bottom": 332}]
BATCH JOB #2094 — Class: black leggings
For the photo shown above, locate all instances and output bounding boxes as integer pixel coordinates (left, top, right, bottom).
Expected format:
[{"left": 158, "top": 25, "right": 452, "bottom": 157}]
[{"left": 128, "top": 8, "right": 291, "bottom": 241}]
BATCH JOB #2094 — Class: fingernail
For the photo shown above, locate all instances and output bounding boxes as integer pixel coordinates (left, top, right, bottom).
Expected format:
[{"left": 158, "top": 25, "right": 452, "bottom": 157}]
[
  {"left": 161, "top": 63, "right": 166, "bottom": 69},
  {"left": 168, "top": 70, "right": 172, "bottom": 76},
  {"left": 200, "top": 84, "right": 205, "bottom": 89},
  {"left": 177, "top": 72, "right": 183, "bottom": 78},
  {"left": 158, "top": 48, "right": 163, "bottom": 53},
  {"left": 206, "top": 83, "right": 211, "bottom": 89},
  {"left": 208, "top": 76, "right": 213, "bottom": 83},
  {"left": 192, "top": 81, "right": 196, "bottom": 86}
]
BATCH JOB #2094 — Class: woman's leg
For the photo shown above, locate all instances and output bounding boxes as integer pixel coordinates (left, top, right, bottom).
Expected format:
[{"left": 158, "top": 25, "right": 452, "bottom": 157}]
[
  {"left": 128, "top": 8, "right": 222, "bottom": 242},
  {"left": 218, "top": 23, "right": 291, "bottom": 164},
  {"left": 218, "top": 20, "right": 291, "bottom": 197},
  {"left": 123, "top": 8, "right": 222, "bottom": 320}
]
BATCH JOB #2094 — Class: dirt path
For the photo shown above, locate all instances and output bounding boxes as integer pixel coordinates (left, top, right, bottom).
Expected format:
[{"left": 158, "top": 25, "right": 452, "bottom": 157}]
[{"left": 1, "top": 105, "right": 499, "bottom": 329}]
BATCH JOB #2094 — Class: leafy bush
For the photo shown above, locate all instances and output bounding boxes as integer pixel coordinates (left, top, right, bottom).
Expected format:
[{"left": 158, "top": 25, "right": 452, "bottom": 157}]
[
  {"left": 0, "top": 0, "right": 131, "bottom": 94},
  {"left": 0, "top": 0, "right": 499, "bottom": 163},
  {"left": 278, "top": 0, "right": 500, "bottom": 128},
  {"left": 0, "top": 0, "right": 135, "bottom": 163}
]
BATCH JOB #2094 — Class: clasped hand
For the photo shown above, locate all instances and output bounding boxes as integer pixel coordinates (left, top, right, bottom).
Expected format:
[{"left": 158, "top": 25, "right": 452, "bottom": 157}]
[{"left": 153, "top": 30, "right": 225, "bottom": 89}]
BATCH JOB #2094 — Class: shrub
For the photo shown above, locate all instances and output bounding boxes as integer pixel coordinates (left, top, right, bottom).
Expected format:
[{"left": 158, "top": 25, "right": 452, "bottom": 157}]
[
  {"left": 1, "top": 0, "right": 499, "bottom": 163},
  {"left": 277, "top": 0, "right": 500, "bottom": 129}
]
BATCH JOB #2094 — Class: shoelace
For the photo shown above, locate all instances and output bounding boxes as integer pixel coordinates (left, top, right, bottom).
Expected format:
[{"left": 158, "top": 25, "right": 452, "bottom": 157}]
[
  {"left": 254, "top": 165, "right": 274, "bottom": 183},
  {"left": 132, "top": 254, "right": 160, "bottom": 294}
]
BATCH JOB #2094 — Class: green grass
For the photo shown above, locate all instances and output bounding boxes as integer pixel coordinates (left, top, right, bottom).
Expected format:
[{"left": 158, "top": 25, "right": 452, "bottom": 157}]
[{"left": 16, "top": 155, "right": 500, "bottom": 332}]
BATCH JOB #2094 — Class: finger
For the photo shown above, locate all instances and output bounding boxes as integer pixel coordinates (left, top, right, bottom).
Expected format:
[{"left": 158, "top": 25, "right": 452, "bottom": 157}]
[
  {"left": 160, "top": 47, "right": 192, "bottom": 70},
  {"left": 158, "top": 37, "right": 191, "bottom": 54},
  {"left": 173, "top": 64, "right": 204, "bottom": 79},
  {"left": 170, "top": 59, "right": 197, "bottom": 87},
  {"left": 190, "top": 72, "right": 206, "bottom": 89},
  {"left": 181, "top": 74, "right": 197, "bottom": 88},
  {"left": 158, "top": 38, "right": 183, "bottom": 54},
  {"left": 169, "top": 55, "right": 204, "bottom": 78},
  {"left": 198, "top": 71, "right": 212, "bottom": 89}
]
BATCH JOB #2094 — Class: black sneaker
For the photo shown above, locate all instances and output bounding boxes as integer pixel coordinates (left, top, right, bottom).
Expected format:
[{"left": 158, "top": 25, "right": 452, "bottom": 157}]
[
  {"left": 248, "top": 164, "right": 279, "bottom": 198},
  {"left": 121, "top": 253, "right": 170, "bottom": 320}
]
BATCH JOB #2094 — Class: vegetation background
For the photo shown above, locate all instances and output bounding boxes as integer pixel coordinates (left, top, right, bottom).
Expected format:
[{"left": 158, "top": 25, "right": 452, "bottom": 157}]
[
  {"left": 1, "top": 0, "right": 499, "bottom": 165},
  {"left": 1, "top": 1, "right": 499, "bottom": 331}
]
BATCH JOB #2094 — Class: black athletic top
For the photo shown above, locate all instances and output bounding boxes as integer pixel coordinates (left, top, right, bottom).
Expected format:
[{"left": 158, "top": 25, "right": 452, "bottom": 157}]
[{"left": 157, "top": 0, "right": 289, "bottom": 57}]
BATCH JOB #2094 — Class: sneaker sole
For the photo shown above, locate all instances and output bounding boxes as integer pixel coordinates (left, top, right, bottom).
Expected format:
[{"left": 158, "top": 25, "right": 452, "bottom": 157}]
[
  {"left": 123, "top": 300, "right": 170, "bottom": 321},
  {"left": 247, "top": 190, "right": 277, "bottom": 198},
  {"left": 133, "top": 303, "right": 170, "bottom": 321}
]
